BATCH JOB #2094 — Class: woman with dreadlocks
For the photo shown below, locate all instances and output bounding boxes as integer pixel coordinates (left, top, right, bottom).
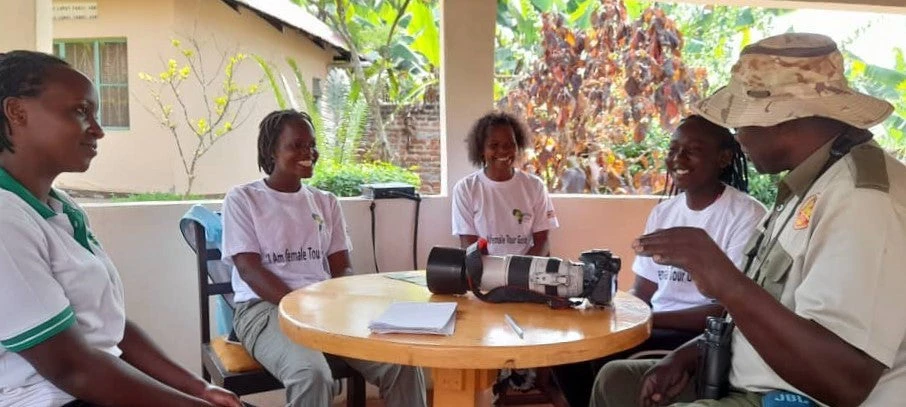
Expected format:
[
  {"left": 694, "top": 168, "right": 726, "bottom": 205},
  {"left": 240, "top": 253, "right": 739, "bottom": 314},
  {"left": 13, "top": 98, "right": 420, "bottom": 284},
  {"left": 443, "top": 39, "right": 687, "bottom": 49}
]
[
  {"left": 551, "top": 115, "right": 766, "bottom": 407},
  {"left": 220, "top": 110, "right": 426, "bottom": 407}
]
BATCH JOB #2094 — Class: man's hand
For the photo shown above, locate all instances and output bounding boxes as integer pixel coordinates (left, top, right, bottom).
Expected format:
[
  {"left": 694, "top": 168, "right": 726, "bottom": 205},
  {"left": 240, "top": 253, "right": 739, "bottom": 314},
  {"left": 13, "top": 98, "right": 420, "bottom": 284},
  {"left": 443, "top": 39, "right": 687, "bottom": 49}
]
[
  {"left": 639, "top": 348, "right": 698, "bottom": 407},
  {"left": 197, "top": 384, "right": 241, "bottom": 407},
  {"left": 632, "top": 227, "right": 745, "bottom": 300}
]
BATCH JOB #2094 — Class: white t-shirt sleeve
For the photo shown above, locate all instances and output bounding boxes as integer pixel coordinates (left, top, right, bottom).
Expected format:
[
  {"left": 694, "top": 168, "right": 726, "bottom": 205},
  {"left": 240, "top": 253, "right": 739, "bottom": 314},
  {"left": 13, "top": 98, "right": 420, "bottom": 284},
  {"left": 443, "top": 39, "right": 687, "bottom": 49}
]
[
  {"left": 0, "top": 210, "right": 75, "bottom": 352},
  {"left": 221, "top": 188, "right": 260, "bottom": 266},
  {"left": 326, "top": 193, "right": 352, "bottom": 255},
  {"left": 795, "top": 188, "right": 906, "bottom": 367},
  {"left": 632, "top": 204, "right": 661, "bottom": 284},
  {"left": 451, "top": 180, "right": 477, "bottom": 236},
  {"left": 727, "top": 215, "right": 764, "bottom": 269},
  {"left": 531, "top": 178, "right": 559, "bottom": 233}
]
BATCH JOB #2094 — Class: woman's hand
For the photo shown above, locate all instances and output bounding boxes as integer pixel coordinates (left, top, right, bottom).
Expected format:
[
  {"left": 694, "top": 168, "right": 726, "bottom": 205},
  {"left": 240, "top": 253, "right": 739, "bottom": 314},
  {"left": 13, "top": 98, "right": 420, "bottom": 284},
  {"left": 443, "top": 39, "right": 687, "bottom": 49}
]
[{"left": 197, "top": 384, "right": 241, "bottom": 407}]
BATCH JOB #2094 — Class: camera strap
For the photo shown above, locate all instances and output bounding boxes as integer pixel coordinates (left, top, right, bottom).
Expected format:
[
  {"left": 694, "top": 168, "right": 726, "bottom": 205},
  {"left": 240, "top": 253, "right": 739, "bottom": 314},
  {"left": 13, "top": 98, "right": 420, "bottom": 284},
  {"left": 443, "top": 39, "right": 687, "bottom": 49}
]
[
  {"left": 463, "top": 241, "right": 574, "bottom": 309},
  {"left": 474, "top": 286, "right": 574, "bottom": 309}
]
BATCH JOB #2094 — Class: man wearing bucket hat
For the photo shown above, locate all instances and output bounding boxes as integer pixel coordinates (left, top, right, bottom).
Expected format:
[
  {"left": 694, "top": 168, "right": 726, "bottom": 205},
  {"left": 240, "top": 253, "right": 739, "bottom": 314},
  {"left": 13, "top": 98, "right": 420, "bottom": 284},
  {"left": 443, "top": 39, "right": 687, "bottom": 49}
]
[{"left": 590, "top": 33, "right": 906, "bottom": 407}]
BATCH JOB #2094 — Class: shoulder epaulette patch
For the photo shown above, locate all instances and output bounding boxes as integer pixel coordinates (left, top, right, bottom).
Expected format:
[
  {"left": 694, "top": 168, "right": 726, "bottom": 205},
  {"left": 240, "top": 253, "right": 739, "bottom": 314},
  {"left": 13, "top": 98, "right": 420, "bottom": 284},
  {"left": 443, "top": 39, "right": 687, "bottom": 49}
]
[
  {"left": 794, "top": 194, "right": 818, "bottom": 230},
  {"left": 850, "top": 143, "right": 889, "bottom": 192}
]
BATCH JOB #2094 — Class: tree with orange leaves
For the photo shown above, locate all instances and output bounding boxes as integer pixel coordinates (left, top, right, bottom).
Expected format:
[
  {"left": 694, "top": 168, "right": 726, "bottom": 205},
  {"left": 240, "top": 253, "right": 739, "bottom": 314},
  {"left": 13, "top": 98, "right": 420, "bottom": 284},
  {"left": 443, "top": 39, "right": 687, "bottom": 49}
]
[{"left": 501, "top": 0, "right": 707, "bottom": 194}]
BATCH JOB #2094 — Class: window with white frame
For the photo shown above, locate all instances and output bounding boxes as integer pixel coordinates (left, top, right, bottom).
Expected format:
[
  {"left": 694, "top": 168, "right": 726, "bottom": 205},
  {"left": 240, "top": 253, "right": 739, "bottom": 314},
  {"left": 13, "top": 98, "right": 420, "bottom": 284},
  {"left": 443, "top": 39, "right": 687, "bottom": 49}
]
[{"left": 54, "top": 39, "right": 130, "bottom": 129}]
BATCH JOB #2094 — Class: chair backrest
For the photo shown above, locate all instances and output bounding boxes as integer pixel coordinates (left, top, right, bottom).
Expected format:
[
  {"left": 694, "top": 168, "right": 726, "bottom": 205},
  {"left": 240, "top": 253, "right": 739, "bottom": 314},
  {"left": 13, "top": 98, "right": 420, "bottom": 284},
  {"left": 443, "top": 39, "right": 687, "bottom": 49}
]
[{"left": 179, "top": 214, "right": 234, "bottom": 345}]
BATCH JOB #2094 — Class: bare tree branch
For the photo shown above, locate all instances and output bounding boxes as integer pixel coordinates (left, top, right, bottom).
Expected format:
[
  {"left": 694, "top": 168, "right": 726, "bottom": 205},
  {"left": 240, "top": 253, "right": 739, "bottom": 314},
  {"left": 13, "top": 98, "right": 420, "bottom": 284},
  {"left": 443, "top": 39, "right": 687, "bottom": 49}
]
[{"left": 137, "top": 35, "right": 261, "bottom": 196}]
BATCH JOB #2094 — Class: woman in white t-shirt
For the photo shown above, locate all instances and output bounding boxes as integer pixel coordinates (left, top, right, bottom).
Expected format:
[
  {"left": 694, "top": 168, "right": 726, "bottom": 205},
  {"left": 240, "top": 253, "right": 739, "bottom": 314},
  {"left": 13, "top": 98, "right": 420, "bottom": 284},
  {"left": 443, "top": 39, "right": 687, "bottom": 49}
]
[
  {"left": 452, "top": 111, "right": 559, "bottom": 256},
  {"left": 221, "top": 110, "right": 426, "bottom": 407},
  {"left": 451, "top": 111, "right": 560, "bottom": 396},
  {"left": 552, "top": 115, "right": 766, "bottom": 407},
  {"left": 0, "top": 51, "right": 240, "bottom": 407}
]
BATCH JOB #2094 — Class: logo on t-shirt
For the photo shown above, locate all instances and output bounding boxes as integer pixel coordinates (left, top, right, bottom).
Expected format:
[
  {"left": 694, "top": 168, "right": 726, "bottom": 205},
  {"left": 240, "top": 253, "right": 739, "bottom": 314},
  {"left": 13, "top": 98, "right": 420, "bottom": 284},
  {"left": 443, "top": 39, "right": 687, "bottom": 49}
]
[
  {"left": 311, "top": 213, "right": 324, "bottom": 231},
  {"left": 512, "top": 208, "right": 532, "bottom": 224}
]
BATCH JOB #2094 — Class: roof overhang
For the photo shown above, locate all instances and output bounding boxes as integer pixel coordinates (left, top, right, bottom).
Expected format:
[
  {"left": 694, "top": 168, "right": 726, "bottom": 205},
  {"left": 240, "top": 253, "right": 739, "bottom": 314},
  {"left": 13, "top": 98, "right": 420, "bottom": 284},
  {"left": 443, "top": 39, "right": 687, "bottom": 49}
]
[{"left": 219, "top": 0, "right": 352, "bottom": 61}]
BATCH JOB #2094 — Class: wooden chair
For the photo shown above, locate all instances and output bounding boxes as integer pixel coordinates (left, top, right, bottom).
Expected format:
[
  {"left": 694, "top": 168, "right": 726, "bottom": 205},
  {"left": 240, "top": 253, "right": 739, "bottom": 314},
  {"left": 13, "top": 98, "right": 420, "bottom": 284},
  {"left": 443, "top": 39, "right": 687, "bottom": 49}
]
[{"left": 179, "top": 215, "right": 366, "bottom": 407}]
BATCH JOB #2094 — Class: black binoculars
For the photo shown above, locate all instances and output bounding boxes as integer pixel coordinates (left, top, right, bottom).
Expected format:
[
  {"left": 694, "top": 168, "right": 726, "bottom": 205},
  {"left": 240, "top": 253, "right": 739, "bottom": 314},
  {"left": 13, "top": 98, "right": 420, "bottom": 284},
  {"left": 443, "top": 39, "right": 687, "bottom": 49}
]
[{"left": 696, "top": 316, "right": 734, "bottom": 400}]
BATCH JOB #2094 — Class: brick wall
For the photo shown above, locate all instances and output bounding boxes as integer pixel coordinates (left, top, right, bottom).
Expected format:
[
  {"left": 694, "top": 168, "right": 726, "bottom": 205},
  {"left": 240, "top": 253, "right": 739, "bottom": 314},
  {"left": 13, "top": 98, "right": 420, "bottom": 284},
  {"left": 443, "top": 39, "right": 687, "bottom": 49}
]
[{"left": 362, "top": 103, "right": 442, "bottom": 194}]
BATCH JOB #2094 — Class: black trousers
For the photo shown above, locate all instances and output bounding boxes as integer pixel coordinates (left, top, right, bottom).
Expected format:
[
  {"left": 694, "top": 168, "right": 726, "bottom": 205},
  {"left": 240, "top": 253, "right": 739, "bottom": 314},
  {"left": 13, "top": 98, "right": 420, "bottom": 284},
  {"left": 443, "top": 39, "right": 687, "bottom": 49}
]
[{"left": 551, "top": 328, "right": 699, "bottom": 407}]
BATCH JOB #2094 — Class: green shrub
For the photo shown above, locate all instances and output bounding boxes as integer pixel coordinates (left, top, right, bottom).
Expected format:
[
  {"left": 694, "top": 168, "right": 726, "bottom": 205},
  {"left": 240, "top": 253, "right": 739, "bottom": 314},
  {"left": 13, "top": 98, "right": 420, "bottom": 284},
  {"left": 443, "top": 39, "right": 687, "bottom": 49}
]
[
  {"left": 307, "top": 161, "right": 421, "bottom": 197},
  {"left": 747, "top": 171, "right": 780, "bottom": 207}
]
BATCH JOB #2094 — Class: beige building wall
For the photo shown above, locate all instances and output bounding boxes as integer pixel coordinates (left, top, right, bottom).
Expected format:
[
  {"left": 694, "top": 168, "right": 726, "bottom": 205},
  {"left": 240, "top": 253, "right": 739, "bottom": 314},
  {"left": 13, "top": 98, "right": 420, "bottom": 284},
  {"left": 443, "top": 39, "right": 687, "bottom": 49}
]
[
  {"left": 52, "top": 0, "right": 338, "bottom": 195},
  {"left": 0, "top": 0, "right": 53, "bottom": 52},
  {"left": 53, "top": 0, "right": 177, "bottom": 193}
]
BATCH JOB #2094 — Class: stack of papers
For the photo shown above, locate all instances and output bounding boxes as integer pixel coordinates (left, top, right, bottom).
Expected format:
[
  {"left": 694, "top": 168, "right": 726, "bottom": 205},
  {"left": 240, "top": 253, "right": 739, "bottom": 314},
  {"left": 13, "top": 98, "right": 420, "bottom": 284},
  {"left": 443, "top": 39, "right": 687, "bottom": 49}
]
[{"left": 368, "top": 302, "right": 457, "bottom": 335}]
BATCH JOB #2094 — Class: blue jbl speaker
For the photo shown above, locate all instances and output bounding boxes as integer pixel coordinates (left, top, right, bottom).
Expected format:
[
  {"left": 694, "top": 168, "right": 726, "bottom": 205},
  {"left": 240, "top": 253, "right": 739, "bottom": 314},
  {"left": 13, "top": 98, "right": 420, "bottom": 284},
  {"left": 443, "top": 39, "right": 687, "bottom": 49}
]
[{"left": 762, "top": 390, "right": 817, "bottom": 407}]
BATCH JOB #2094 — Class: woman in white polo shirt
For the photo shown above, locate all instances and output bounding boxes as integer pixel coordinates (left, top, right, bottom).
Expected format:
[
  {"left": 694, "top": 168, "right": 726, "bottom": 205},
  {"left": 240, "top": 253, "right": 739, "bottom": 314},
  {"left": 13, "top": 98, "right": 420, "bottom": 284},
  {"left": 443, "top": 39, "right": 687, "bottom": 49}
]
[{"left": 0, "top": 51, "right": 240, "bottom": 407}]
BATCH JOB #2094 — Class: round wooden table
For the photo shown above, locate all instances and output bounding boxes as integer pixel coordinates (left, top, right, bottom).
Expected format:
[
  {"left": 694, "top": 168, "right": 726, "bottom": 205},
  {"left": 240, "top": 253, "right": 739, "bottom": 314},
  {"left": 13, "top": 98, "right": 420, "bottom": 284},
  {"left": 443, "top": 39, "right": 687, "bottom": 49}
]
[{"left": 279, "top": 271, "right": 651, "bottom": 407}]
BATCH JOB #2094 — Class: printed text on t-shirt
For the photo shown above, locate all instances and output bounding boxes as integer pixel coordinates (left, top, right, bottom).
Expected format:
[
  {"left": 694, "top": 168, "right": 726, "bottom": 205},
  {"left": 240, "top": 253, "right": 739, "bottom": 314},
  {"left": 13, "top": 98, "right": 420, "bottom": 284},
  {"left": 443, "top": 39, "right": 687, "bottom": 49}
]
[
  {"left": 263, "top": 246, "right": 322, "bottom": 264},
  {"left": 658, "top": 267, "right": 692, "bottom": 282},
  {"left": 487, "top": 234, "right": 530, "bottom": 245}
]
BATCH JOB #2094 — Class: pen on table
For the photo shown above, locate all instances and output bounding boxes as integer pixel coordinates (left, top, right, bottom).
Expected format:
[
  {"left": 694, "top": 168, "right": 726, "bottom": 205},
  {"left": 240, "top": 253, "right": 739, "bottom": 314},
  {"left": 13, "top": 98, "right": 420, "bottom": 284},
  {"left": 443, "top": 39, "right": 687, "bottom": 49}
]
[{"left": 504, "top": 313, "right": 524, "bottom": 339}]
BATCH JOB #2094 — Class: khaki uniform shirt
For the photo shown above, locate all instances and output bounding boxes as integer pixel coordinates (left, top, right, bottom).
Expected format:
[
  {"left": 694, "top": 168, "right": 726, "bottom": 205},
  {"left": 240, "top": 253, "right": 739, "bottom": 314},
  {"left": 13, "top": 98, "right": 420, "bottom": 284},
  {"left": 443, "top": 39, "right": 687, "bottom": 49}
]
[{"left": 729, "top": 139, "right": 906, "bottom": 406}]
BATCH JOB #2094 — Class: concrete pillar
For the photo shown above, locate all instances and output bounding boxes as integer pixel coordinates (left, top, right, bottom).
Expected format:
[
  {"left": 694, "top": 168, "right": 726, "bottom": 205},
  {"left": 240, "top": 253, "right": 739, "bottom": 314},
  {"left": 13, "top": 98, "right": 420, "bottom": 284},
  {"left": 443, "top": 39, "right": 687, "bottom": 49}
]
[
  {"left": 0, "top": 0, "right": 53, "bottom": 52},
  {"left": 439, "top": 0, "right": 496, "bottom": 194}
]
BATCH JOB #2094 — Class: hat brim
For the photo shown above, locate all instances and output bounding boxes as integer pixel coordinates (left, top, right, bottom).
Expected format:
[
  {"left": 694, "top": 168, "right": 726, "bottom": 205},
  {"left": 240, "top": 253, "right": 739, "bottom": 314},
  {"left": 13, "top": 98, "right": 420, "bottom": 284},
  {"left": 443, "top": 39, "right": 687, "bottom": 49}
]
[{"left": 692, "top": 86, "right": 894, "bottom": 129}]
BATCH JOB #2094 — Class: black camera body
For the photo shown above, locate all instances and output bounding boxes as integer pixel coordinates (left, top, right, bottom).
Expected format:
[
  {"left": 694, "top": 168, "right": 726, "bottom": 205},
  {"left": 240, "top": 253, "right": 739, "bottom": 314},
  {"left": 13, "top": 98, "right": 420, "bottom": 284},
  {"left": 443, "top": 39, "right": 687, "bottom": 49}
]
[
  {"left": 696, "top": 316, "right": 734, "bottom": 400},
  {"left": 578, "top": 249, "right": 622, "bottom": 306},
  {"left": 425, "top": 240, "right": 621, "bottom": 307}
]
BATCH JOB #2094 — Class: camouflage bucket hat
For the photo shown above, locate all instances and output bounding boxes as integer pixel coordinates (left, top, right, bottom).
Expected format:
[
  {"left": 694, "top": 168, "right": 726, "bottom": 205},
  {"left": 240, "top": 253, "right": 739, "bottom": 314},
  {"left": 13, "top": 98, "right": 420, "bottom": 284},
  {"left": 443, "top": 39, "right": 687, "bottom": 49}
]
[{"left": 692, "top": 33, "right": 893, "bottom": 129}]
